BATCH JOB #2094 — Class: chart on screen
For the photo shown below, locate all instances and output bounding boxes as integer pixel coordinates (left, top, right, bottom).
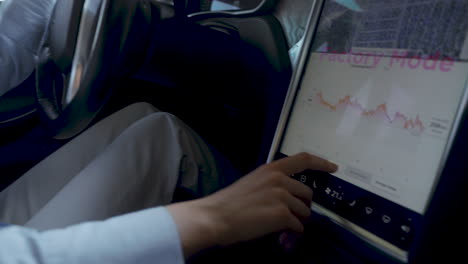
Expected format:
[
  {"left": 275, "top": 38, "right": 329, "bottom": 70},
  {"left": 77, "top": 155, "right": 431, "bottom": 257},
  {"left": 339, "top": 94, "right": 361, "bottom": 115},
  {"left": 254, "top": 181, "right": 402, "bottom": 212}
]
[{"left": 281, "top": 52, "right": 468, "bottom": 212}]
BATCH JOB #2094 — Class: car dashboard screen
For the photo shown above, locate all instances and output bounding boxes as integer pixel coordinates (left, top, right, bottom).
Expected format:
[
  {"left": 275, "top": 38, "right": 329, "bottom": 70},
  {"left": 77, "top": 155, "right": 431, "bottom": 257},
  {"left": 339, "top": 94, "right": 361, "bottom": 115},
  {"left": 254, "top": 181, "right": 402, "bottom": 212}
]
[{"left": 278, "top": 0, "right": 468, "bottom": 259}]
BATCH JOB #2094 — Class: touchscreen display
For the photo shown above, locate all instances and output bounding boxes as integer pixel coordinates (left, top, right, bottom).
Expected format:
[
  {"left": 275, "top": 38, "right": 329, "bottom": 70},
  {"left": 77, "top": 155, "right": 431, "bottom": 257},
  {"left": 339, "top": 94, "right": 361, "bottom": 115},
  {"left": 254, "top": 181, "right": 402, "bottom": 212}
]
[{"left": 280, "top": 0, "right": 468, "bottom": 215}]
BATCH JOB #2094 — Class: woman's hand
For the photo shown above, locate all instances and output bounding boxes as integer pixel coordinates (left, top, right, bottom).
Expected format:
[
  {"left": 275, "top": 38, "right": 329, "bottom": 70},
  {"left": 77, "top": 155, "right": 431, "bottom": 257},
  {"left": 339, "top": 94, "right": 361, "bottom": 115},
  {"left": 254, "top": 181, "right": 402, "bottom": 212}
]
[{"left": 167, "top": 152, "right": 338, "bottom": 258}]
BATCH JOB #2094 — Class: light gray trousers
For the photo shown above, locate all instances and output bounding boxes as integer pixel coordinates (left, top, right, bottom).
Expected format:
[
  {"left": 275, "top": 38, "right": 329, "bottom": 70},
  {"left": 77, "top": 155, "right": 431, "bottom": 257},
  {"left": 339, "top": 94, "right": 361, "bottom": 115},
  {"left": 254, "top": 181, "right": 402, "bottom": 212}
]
[{"left": 0, "top": 103, "right": 219, "bottom": 230}]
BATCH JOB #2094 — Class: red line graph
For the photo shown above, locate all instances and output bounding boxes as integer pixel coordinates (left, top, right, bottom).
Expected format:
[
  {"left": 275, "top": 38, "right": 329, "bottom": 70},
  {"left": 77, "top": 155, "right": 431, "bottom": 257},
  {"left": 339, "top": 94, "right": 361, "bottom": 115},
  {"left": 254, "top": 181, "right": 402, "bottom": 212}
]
[{"left": 313, "top": 91, "right": 425, "bottom": 134}]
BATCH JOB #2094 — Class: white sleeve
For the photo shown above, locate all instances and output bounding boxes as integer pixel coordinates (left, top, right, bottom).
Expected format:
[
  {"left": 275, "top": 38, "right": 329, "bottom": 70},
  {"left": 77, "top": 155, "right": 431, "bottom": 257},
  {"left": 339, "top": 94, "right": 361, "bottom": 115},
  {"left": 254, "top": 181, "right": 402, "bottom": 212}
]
[
  {"left": 0, "top": 0, "right": 56, "bottom": 95},
  {"left": 0, "top": 207, "right": 185, "bottom": 264}
]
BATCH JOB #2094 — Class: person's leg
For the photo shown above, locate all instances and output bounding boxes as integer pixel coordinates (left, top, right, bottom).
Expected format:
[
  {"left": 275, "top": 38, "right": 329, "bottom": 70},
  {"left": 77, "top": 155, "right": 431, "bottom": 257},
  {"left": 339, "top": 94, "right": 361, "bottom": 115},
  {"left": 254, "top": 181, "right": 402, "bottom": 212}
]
[
  {"left": 0, "top": 103, "right": 158, "bottom": 225},
  {"left": 24, "top": 111, "right": 219, "bottom": 230}
]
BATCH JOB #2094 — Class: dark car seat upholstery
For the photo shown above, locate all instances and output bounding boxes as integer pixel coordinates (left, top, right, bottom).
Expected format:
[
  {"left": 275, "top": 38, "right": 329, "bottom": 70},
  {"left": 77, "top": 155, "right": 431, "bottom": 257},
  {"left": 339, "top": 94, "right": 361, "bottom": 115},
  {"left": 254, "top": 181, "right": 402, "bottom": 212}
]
[{"left": 180, "top": 8, "right": 292, "bottom": 171}]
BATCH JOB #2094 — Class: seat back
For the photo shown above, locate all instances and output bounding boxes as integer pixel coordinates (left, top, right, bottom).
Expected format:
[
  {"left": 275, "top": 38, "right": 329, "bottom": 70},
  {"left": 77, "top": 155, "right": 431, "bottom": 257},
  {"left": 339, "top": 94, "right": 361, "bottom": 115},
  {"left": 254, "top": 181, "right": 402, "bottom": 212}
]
[{"left": 188, "top": 9, "right": 293, "bottom": 168}]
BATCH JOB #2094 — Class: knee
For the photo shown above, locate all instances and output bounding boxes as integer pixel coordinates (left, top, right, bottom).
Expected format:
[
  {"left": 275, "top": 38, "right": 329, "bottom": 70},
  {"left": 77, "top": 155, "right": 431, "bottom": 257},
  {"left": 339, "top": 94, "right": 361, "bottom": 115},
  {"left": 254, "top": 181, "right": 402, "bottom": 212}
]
[
  {"left": 135, "top": 112, "right": 183, "bottom": 136},
  {"left": 147, "top": 112, "right": 180, "bottom": 129},
  {"left": 125, "top": 102, "right": 159, "bottom": 114}
]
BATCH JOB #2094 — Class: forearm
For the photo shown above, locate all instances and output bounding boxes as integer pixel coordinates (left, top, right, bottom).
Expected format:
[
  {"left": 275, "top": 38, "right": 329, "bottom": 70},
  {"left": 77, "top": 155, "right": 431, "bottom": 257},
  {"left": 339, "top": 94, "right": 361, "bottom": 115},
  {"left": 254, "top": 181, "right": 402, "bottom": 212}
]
[
  {"left": 0, "top": 207, "right": 184, "bottom": 264},
  {"left": 167, "top": 153, "right": 338, "bottom": 259},
  {"left": 167, "top": 198, "right": 220, "bottom": 259}
]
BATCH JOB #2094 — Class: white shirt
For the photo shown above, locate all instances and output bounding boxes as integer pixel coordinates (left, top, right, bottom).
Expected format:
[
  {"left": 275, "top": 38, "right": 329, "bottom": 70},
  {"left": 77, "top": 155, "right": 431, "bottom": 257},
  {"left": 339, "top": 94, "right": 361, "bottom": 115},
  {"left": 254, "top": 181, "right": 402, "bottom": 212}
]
[
  {"left": 0, "top": 207, "right": 185, "bottom": 264},
  {"left": 0, "top": 0, "right": 56, "bottom": 95}
]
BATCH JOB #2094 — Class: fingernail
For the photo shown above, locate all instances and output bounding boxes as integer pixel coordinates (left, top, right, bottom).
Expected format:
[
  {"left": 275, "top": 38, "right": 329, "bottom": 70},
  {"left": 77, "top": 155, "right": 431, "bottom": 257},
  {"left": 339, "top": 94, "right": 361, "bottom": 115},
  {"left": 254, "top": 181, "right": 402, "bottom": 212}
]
[
  {"left": 279, "top": 232, "right": 288, "bottom": 245},
  {"left": 330, "top": 163, "right": 338, "bottom": 172}
]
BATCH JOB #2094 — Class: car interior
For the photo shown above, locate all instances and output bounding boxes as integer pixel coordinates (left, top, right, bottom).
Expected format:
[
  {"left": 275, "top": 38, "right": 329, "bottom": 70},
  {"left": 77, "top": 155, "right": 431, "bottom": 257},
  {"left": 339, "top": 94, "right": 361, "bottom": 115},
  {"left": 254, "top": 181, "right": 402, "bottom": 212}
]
[
  {"left": 0, "top": 0, "right": 467, "bottom": 263},
  {"left": 0, "top": 0, "right": 299, "bottom": 186}
]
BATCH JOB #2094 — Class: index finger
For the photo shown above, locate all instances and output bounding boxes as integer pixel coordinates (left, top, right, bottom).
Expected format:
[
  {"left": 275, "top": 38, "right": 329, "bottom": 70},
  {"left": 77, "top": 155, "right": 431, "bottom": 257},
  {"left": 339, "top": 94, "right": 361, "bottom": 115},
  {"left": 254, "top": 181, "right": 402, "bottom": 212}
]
[{"left": 268, "top": 152, "right": 338, "bottom": 176}]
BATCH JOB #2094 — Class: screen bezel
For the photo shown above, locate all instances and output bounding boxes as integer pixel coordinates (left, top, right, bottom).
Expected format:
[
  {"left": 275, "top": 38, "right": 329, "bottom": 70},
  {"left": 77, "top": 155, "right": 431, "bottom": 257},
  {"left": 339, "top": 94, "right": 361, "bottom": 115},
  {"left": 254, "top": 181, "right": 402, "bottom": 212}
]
[{"left": 267, "top": 0, "right": 468, "bottom": 261}]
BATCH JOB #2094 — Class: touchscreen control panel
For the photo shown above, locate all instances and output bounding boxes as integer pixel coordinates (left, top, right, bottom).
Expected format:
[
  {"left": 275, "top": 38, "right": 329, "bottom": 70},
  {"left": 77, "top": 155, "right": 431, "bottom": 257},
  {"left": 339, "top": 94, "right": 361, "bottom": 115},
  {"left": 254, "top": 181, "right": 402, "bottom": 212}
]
[
  {"left": 272, "top": 0, "right": 468, "bottom": 259},
  {"left": 285, "top": 162, "right": 420, "bottom": 251}
]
